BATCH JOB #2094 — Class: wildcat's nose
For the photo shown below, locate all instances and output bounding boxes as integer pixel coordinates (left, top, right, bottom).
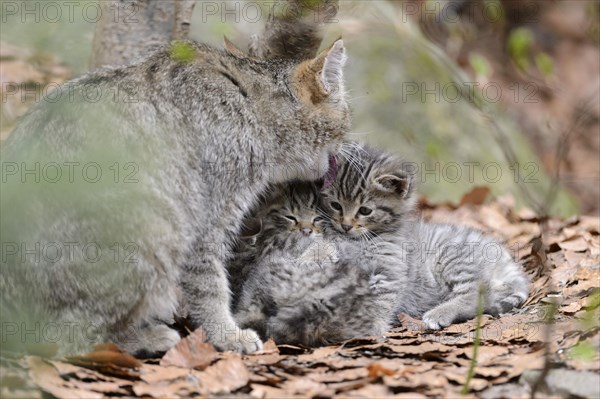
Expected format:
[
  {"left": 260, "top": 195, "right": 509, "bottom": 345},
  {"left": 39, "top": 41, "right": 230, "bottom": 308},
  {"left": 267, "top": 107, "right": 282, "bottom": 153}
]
[
  {"left": 341, "top": 224, "right": 353, "bottom": 232},
  {"left": 302, "top": 227, "right": 313, "bottom": 236}
]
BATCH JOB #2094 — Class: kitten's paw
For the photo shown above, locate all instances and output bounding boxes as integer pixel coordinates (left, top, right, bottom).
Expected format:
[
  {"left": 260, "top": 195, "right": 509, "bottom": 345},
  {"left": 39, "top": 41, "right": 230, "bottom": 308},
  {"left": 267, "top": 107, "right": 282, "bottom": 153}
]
[
  {"left": 368, "top": 274, "right": 393, "bottom": 292},
  {"left": 299, "top": 241, "right": 338, "bottom": 267},
  {"left": 422, "top": 309, "right": 453, "bottom": 331},
  {"left": 208, "top": 326, "right": 263, "bottom": 354}
]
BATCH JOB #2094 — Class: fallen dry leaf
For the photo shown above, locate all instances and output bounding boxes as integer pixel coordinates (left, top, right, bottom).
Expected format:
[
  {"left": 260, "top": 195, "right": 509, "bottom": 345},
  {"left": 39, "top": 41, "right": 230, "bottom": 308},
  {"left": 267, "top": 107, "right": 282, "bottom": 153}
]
[
  {"left": 460, "top": 186, "right": 491, "bottom": 206},
  {"left": 558, "top": 236, "right": 590, "bottom": 252},
  {"left": 28, "top": 357, "right": 104, "bottom": 399},
  {"left": 194, "top": 354, "right": 250, "bottom": 394},
  {"left": 160, "top": 328, "right": 218, "bottom": 369}
]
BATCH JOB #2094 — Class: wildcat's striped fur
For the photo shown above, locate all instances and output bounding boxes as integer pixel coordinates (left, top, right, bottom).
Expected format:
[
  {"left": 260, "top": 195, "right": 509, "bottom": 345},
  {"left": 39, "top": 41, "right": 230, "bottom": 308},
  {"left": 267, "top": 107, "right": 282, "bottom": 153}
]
[{"left": 1, "top": 40, "right": 349, "bottom": 356}]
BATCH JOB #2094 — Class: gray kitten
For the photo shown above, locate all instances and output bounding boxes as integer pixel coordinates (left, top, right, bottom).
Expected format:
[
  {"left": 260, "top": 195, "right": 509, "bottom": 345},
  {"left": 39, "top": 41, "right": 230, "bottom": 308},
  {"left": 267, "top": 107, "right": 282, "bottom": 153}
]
[
  {"left": 322, "top": 143, "right": 529, "bottom": 330},
  {"left": 0, "top": 39, "right": 349, "bottom": 355}
]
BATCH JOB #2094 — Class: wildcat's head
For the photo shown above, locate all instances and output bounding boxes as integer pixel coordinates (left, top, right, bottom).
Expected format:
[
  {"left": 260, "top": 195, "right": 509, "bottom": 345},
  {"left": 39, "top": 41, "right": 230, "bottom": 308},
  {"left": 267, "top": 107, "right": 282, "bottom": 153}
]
[
  {"left": 321, "top": 143, "right": 417, "bottom": 240},
  {"left": 225, "top": 39, "right": 350, "bottom": 186},
  {"left": 256, "top": 182, "right": 327, "bottom": 243}
]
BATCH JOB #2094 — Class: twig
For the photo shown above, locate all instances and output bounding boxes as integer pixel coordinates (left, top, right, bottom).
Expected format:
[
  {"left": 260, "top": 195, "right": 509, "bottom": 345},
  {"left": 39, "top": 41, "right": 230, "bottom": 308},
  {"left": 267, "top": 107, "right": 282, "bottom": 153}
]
[{"left": 461, "top": 285, "right": 485, "bottom": 395}]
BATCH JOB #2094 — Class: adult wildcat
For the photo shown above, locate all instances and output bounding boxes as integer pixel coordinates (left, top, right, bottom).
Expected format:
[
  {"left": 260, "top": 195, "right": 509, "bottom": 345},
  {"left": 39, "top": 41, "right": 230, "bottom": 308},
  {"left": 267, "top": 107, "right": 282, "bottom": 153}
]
[{"left": 0, "top": 39, "right": 349, "bottom": 355}]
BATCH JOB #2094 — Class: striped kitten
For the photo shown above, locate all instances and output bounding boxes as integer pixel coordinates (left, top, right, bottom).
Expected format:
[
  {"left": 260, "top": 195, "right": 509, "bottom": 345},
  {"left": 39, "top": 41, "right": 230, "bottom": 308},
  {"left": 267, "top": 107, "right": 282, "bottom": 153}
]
[
  {"left": 324, "top": 143, "right": 529, "bottom": 330},
  {"left": 231, "top": 181, "right": 405, "bottom": 345}
]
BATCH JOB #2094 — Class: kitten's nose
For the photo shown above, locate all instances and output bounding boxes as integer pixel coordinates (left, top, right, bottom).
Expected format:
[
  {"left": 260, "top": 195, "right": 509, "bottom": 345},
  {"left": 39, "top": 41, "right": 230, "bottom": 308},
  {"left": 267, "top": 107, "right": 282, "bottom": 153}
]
[
  {"left": 302, "top": 227, "right": 313, "bottom": 236},
  {"left": 341, "top": 224, "right": 353, "bottom": 232}
]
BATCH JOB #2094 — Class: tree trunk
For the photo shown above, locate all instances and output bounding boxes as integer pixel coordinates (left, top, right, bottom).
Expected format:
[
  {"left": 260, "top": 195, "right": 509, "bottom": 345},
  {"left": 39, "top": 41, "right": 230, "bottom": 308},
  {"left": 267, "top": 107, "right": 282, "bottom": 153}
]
[
  {"left": 250, "top": 0, "right": 339, "bottom": 61},
  {"left": 90, "top": 0, "right": 196, "bottom": 69}
]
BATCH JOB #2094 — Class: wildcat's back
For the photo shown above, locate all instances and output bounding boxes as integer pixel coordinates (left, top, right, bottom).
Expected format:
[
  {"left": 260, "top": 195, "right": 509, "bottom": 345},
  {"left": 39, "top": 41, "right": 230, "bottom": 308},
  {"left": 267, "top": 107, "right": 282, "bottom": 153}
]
[{"left": 1, "top": 40, "right": 350, "bottom": 355}]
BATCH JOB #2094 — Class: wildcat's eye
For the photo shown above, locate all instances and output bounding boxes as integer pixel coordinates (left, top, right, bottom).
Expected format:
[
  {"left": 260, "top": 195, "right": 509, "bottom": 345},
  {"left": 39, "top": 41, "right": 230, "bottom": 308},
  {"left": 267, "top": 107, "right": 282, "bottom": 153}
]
[
  {"left": 358, "top": 206, "right": 373, "bottom": 216},
  {"left": 284, "top": 215, "right": 298, "bottom": 224},
  {"left": 330, "top": 202, "right": 342, "bottom": 211}
]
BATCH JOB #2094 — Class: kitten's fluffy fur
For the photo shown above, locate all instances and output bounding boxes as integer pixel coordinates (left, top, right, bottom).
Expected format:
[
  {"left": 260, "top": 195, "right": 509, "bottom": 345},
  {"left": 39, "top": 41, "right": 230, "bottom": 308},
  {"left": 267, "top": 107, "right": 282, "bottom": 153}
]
[
  {"left": 233, "top": 143, "right": 529, "bottom": 345},
  {"left": 0, "top": 40, "right": 349, "bottom": 355},
  {"left": 232, "top": 182, "right": 405, "bottom": 345}
]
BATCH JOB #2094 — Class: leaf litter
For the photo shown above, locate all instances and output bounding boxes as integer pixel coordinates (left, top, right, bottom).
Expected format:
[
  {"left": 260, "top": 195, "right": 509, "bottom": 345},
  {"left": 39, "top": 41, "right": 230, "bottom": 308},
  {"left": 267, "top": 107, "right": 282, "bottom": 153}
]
[{"left": 2, "top": 196, "right": 598, "bottom": 398}]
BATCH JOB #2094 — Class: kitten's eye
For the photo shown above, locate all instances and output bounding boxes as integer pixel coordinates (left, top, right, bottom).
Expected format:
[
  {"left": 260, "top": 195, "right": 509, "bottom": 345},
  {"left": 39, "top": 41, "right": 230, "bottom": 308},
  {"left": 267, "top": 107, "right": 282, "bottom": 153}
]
[
  {"left": 330, "top": 202, "right": 342, "bottom": 212},
  {"left": 284, "top": 215, "right": 298, "bottom": 224},
  {"left": 313, "top": 216, "right": 324, "bottom": 223},
  {"left": 358, "top": 206, "right": 373, "bottom": 216}
]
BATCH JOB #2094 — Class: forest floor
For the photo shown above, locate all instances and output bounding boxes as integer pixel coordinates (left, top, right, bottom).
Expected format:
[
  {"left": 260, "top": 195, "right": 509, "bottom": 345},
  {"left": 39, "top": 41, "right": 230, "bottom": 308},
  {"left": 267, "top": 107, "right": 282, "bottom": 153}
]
[{"left": 2, "top": 194, "right": 598, "bottom": 399}]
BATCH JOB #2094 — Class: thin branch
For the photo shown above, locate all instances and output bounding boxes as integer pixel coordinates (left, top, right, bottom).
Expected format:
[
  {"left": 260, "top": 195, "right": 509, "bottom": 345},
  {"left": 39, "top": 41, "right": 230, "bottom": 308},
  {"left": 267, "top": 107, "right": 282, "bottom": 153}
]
[{"left": 461, "top": 285, "right": 485, "bottom": 395}]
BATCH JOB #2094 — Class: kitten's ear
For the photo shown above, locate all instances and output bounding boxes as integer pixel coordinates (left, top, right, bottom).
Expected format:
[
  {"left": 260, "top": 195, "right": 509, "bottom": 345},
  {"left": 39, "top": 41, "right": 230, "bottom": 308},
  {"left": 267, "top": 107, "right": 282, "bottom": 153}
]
[
  {"left": 373, "top": 174, "right": 411, "bottom": 198},
  {"left": 224, "top": 36, "right": 248, "bottom": 57},
  {"left": 291, "top": 39, "right": 347, "bottom": 105}
]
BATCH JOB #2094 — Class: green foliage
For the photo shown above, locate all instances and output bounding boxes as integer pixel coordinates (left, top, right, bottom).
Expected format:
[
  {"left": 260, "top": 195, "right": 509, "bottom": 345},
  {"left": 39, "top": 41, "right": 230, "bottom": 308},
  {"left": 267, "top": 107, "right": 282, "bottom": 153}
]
[
  {"left": 508, "top": 28, "right": 534, "bottom": 71},
  {"left": 170, "top": 41, "right": 197, "bottom": 63},
  {"left": 469, "top": 54, "right": 492, "bottom": 78},
  {"left": 581, "top": 289, "right": 600, "bottom": 330},
  {"left": 535, "top": 52, "right": 555, "bottom": 77},
  {"left": 569, "top": 340, "right": 597, "bottom": 362},
  {"left": 299, "top": 0, "right": 322, "bottom": 9},
  {"left": 482, "top": 0, "right": 505, "bottom": 25}
]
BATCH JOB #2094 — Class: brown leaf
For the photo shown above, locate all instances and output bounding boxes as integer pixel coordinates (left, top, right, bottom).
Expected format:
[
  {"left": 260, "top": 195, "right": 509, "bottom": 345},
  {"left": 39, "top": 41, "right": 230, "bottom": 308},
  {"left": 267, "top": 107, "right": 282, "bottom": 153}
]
[
  {"left": 160, "top": 328, "right": 218, "bottom": 369},
  {"left": 460, "top": 186, "right": 490, "bottom": 206},
  {"left": 194, "top": 354, "right": 250, "bottom": 394},
  {"left": 282, "top": 377, "right": 331, "bottom": 396},
  {"left": 67, "top": 349, "right": 142, "bottom": 370},
  {"left": 559, "top": 236, "right": 589, "bottom": 252},
  {"left": 28, "top": 357, "right": 104, "bottom": 399},
  {"left": 385, "top": 341, "right": 454, "bottom": 355},
  {"left": 297, "top": 346, "right": 338, "bottom": 362},
  {"left": 307, "top": 367, "right": 368, "bottom": 383},
  {"left": 342, "top": 383, "right": 392, "bottom": 398},
  {"left": 140, "top": 364, "right": 192, "bottom": 384},
  {"left": 261, "top": 338, "right": 279, "bottom": 353},
  {"left": 561, "top": 301, "right": 583, "bottom": 314},
  {"left": 367, "top": 362, "right": 397, "bottom": 377},
  {"left": 383, "top": 369, "right": 448, "bottom": 389}
]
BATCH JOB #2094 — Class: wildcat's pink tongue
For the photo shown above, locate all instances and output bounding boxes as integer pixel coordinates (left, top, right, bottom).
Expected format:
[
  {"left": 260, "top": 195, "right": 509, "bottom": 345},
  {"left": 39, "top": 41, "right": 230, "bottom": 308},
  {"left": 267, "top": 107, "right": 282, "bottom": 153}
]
[{"left": 323, "top": 155, "right": 338, "bottom": 189}]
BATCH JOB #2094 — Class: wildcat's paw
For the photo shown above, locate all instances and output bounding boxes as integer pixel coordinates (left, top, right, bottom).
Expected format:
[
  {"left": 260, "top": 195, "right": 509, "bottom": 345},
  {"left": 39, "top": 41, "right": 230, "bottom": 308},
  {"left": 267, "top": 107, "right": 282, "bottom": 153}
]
[
  {"left": 118, "top": 324, "right": 181, "bottom": 357},
  {"left": 422, "top": 309, "right": 454, "bottom": 331},
  {"left": 208, "top": 326, "right": 263, "bottom": 354}
]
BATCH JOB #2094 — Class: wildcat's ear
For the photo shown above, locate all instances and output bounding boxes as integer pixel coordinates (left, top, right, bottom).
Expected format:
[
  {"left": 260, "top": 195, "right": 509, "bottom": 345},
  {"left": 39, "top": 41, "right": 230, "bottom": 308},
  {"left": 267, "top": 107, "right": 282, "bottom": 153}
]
[
  {"left": 316, "top": 39, "right": 347, "bottom": 94},
  {"left": 291, "top": 39, "right": 347, "bottom": 105},
  {"left": 373, "top": 174, "right": 411, "bottom": 198}
]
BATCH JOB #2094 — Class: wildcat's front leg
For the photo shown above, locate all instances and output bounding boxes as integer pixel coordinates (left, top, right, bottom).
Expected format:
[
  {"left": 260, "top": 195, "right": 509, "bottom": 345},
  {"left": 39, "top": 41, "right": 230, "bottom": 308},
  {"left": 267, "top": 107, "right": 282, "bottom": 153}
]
[{"left": 181, "top": 253, "right": 263, "bottom": 353}]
